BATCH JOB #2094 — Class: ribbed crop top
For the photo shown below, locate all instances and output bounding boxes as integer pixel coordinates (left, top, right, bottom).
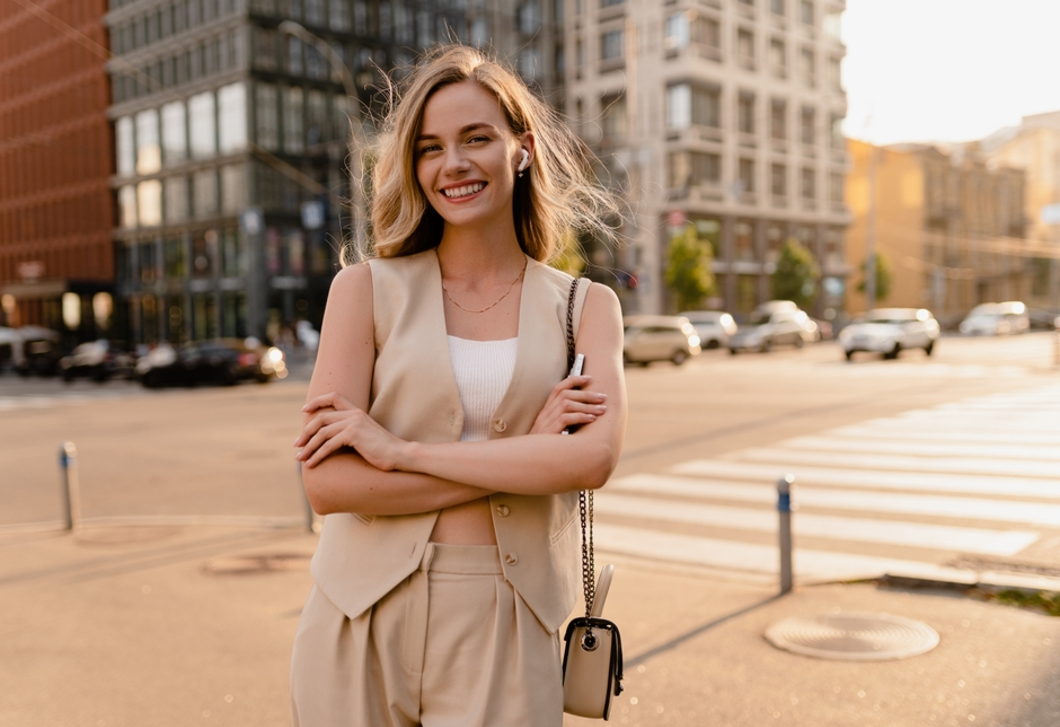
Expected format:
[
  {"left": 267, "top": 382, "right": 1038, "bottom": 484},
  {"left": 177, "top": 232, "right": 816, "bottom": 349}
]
[{"left": 446, "top": 335, "right": 518, "bottom": 442}]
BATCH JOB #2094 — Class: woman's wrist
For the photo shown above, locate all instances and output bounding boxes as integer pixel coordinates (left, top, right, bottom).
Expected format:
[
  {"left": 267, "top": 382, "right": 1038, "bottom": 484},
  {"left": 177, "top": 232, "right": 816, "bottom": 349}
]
[{"left": 397, "top": 440, "right": 424, "bottom": 473}]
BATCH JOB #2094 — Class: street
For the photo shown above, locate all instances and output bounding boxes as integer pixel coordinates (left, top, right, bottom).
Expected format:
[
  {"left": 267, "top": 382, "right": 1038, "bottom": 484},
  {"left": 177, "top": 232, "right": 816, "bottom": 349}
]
[{"left": 3, "top": 332, "right": 1060, "bottom": 727}]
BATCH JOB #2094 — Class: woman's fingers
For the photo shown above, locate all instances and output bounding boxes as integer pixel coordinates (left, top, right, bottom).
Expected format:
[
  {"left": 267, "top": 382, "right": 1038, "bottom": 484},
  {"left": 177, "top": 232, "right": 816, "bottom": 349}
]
[{"left": 302, "top": 391, "right": 354, "bottom": 413}]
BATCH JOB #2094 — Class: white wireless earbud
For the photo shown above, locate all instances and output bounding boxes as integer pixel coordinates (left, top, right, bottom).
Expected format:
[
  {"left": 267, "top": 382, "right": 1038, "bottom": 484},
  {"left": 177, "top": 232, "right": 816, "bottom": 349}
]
[{"left": 517, "top": 149, "right": 530, "bottom": 173}]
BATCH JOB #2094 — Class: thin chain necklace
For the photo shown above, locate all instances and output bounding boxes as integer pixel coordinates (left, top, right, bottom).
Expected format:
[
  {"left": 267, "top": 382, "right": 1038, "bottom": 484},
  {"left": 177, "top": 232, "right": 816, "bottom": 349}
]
[{"left": 441, "top": 258, "right": 527, "bottom": 314}]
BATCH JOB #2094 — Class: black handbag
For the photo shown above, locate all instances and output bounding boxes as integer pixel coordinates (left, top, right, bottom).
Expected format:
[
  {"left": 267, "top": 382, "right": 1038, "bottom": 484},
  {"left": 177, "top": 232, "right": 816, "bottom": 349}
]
[{"left": 559, "top": 278, "right": 625, "bottom": 720}]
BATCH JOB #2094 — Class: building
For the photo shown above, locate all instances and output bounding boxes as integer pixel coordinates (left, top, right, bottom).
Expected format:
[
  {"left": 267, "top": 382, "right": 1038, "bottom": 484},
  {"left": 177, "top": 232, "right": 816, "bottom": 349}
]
[
  {"left": 0, "top": 0, "right": 115, "bottom": 337},
  {"left": 564, "top": 0, "right": 851, "bottom": 318},
  {"left": 845, "top": 139, "right": 1030, "bottom": 325},
  {"left": 982, "top": 110, "right": 1060, "bottom": 310},
  {"left": 103, "top": 0, "right": 563, "bottom": 346}
]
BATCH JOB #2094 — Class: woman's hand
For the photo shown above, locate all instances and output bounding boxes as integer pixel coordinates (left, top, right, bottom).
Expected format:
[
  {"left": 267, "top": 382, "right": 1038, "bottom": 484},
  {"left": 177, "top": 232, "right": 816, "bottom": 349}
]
[
  {"left": 295, "top": 392, "right": 408, "bottom": 471},
  {"left": 529, "top": 375, "right": 608, "bottom": 435}
]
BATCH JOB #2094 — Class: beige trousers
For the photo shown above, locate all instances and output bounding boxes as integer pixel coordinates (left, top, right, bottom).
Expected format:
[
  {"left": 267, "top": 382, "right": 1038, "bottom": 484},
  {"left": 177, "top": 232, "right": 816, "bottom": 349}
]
[{"left": 291, "top": 543, "right": 563, "bottom": 727}]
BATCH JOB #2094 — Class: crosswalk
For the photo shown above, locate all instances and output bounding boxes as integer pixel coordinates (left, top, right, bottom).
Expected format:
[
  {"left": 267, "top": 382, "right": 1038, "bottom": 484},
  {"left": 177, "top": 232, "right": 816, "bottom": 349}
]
[{"left": 597, "top": 383, "right": 1060, "bottom": 585}]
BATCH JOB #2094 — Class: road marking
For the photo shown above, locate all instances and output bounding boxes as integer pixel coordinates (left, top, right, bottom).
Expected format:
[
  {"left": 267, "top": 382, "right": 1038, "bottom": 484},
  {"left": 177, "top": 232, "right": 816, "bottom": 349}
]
[
  {"left": 776, "top": 435, "right": 1060, "bottom": 461},
  {"left": 828, "top": 424, "right": 1060, "bottom": 447},
  {"left": 594, "top": 523, "right": 980, "bottom": 583},
  {"left": 609, "top": 473, "right": 1060, "bottom": 528},
  {"left": 595, "top": 491, "right": 1037, "bottom": 555},
  {"left": 733, "top": 447, "right": 1060, "bottom": 479},
  {"left": 670, "top": 459, "right": 1060, "bottom": 499}
]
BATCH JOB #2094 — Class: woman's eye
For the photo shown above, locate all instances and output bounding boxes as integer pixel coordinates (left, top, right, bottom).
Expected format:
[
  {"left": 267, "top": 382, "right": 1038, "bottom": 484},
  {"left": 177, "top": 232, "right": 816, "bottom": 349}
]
[
  {"left": 418, "top": 144, "right": 442, "bottom": 155},
  {"left": 466, "top": 135, "right": 489, "bottom": 144}
]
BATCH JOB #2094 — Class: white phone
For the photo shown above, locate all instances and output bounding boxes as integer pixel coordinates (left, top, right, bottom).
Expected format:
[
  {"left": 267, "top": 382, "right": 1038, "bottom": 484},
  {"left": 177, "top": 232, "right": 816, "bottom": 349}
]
[{"left": 569, "top": 353, "right": 585, "bottom": 378}]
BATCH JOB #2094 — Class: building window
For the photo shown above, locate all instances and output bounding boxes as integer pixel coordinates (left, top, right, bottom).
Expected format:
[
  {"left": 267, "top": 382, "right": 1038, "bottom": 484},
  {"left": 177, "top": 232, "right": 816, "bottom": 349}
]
[
  {"left": 771, "top": 0, "right": 784, "bottom": 15},
  {"left": 164, "top": 176, "right": 188, "bottom": 223},
  {"left": 329, "top": 0, "right": 350, "bottom": 29},
  {"left": 256, "top": 83, "right": 280, "bottom": 150},
  {"left": 254, "top": 28, "right": 279, "bottom": 71},
  {"left": 664, "top": 12, "right": 689, "bottom": 50},
  {"left": 600, "top": 94, "right": 626, "bottom": 141},
  {"left": 801, "top": 167, "right": 816, "bottom": 200},
  {"left": 769, "top": 38, "right": 786, "bottom": 77},
  {"left": 668, "top": 150, "right": 720, "bottom": 188},
  {"left": 770, "top": 98, "right": 787, "bottom": 140},
  {"left": 738, "top": 92, "right": 755, "bottom": 134},
  {"left": 800, "top": 106, "right": 815, "bottom": 145},
  {"left": 800, "top": 47, "right": 815, "bottom": 86},
  {"left": 116, "top": 117, "right": 135, "bottom": 177},
  {"left": 135, "top": 109, "right": 161, "bottom": 175},
  {"left": 666, "top": 84, "right": 720, "bottom": 129},
  {"left": 193, "top": 168, "right": 219, "bottom": 218},
  {"left": 827, "top": 55, "right": 842, "bottom": 91},
  {"left": 471, "top": 17, "right": 488, "bottom": 46},
  {"left": 771, "top": 163, "right": 787, "bottom": 197},
  {"left": 799, "top": 0, "right": 814, "bottom": 25},
  {"left": 283, "top": 86, "right": 305, "bottom": 154},
  {"left": 305, "top": 43, "right": 328, "bottom": 80},
  {"left": 518, "top": 48, "right": 540, "bottom": 80},
  {"left": 218, "top": 82, "right": 247, "bottom": 154},
  {"left": 306, "top": 89, "right": 328, "bottom": 146},
  {"left": 221, "top": 228, "right": 248, "bottom": 277},
  {"left": 738, "top": 158, "right": 755, "bottom": 193},
  {"left": 189, "top": 91, "right": 217, "bottom": 160},
  {"left": 137, "top": 180, "right": 163, "bottom": 226},
  {"left": 119, "top": 185, "right": 137, "bottom": 228},
  {"left": 830, "top": 172, "right": 844, "bottom": 207},
  {"left": 823, "top": 11, "right": 841, "bottom": 40},
  {"left": 601, "top": 29, "right": 624, "bottom": 62},
  {"left": 305, "top": 0, "right": 325, "bottom": 26},
  {"left": 220, "top": 164, "right": 244, "bottom": 214},
  {"left": 601, "top": 0, "right": 623, "bottom": 6},
  {"left": 519, "top": 1, "right": 541, "bottom": 34},
  {"left": 287, "top": 36, "right": 303, "bottom": 75},
  {"left": 161, "top": 101, "right": 187, "bottom": 166},
  {"left": 736, "top": 28, "right": 754, "bottom": 68},
  {"left": 164, "top": 237, "right": 186, "bottom": 279}
]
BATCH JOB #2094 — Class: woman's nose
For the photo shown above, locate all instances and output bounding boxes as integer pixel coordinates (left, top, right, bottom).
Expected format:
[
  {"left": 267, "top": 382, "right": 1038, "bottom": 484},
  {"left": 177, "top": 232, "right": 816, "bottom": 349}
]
[{"left": 442, "top": 147, "right": 470, "bottom": 174}]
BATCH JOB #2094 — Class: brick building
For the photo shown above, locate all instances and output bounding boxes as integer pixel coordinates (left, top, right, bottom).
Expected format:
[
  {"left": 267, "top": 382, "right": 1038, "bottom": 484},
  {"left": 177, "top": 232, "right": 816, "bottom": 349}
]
[{"left": 0, "top": 0, "right": 115, "bottom": 336}]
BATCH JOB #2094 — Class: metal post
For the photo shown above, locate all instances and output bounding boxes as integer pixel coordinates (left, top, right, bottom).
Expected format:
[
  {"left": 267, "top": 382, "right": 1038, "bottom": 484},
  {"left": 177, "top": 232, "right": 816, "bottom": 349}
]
[
  {"left": 777, "top": 473, "right": 795, "bottom": 594},
  {"left": 58, "top": 441, "right": 81, "bottom": 531}
]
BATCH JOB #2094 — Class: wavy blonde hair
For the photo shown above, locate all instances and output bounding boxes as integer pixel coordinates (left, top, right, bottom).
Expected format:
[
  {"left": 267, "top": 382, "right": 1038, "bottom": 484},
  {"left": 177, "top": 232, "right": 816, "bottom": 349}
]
[{"left": 350, "top": 45, "right": 619, "bottom": 263}]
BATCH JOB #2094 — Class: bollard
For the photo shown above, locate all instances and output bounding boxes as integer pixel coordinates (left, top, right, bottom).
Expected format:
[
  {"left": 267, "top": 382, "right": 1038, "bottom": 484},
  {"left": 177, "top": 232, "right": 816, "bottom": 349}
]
[
  {"left": 777, "top": 473, "right": 796, "bottom": 595},
  {"left": 58, "top": 441, "right": 81, "bottom": 531},
  {"left": 296, "top": 463, "right": 319, "bottom": 533},
  {"left": 1054, "top": 317, "right": 1060, "bottom": 368}
]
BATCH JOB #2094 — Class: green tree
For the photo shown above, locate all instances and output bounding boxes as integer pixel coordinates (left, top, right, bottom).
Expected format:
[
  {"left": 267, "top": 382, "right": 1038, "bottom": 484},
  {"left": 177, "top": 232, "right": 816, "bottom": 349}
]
[
  {"left": 550, "top": 231, "right": 587, "bottom": 277},
  {"left": 665, "top": 225, "right": 715, "bottom": 311},
  {"left": 856, "top": 252, "right": 893, "bottom": 303},
  {"left": 771, "top": 238, "right": 820, "bottom": 310}
]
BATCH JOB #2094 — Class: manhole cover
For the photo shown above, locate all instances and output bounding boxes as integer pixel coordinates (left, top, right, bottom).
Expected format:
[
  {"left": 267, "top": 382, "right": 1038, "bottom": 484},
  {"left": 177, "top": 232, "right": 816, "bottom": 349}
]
[
  {"left": 202, "top": 553, "right": 310, "bottom": 575},
  {"left": 764, "top": 612, "right": 939, "bottom": 661}
]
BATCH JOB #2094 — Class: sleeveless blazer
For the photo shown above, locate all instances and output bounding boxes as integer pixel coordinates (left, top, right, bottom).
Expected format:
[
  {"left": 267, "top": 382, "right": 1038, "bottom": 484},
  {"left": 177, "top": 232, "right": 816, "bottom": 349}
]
[{"left": 309, "top": 248, "right": 590, "bottom": 632}]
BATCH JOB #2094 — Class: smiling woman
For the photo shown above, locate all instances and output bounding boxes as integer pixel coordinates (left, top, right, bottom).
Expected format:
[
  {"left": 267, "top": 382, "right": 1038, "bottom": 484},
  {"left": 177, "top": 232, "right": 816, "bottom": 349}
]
[{"left": 289, "top": 46, "right": 627, "bottom": 727}]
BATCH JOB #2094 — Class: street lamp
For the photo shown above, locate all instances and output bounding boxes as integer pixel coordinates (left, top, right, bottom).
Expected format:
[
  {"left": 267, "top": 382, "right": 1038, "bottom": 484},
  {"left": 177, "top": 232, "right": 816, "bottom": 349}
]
[{"left": 278, "top": 20, "right": 368, "bottom": 261}]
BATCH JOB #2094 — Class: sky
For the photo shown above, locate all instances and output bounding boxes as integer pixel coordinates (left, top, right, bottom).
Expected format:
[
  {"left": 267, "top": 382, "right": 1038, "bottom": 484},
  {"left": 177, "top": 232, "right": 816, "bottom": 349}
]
[{"left": 841, "top": 0, "right": 1060, "bottom": 145}]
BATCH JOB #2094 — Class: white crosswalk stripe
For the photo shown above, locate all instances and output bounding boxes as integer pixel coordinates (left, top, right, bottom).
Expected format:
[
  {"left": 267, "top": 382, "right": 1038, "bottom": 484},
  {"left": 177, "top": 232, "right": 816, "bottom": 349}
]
[{"left": 597, "top": 383, "right": 1060, "bottom": 584}]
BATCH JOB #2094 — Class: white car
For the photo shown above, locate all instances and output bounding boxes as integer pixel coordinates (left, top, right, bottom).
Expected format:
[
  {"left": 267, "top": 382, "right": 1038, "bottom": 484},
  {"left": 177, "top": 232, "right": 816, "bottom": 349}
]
[
  {"left": 959, "top": 301, "right": 1029, "bottom": 336},
  {"left": 679, "top": 310, "right": 737, "bottom": 349},
  {"left": 623, "top": 315, "right": 701, "bottom": 366},
  {"left": 839, "top": 308, "right": 940, "bottom": 361}
]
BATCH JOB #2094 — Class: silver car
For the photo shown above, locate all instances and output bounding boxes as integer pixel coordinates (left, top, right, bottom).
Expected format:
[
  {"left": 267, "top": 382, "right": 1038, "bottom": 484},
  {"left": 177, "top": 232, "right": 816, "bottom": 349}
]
[
  {"left": 728, "top": 307, "right": 813, "bottom": 354},
  {"left": 623, "top": 315, "right": 701, "bottom": 366},
  {"left": 679, "top": 310, "right": 737, "bottom": 350},
  {"left": 839, "top": 308, "right": 940, "bottom": 361}
]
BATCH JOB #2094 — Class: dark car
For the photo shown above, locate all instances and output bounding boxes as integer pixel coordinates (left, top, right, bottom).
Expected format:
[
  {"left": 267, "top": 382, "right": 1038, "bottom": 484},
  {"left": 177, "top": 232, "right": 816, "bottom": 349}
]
[
  {"left": 14, "top": 326, "right": 63, "bottom": 377},
  {"left": 137, "top": 338, "right": 287, "bottom": 388},
  {"left": 60, "top": 340, "right": 137, "bottom": 382}
]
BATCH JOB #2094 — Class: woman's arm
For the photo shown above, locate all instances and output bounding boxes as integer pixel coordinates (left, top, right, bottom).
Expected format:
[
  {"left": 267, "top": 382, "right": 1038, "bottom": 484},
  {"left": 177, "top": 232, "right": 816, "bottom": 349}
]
[
  {"left": 298, "top": 263, "right": 495, "bottom": 516},
  {"left": 300, "top": 281, "right": 627, "bottom": 496}
]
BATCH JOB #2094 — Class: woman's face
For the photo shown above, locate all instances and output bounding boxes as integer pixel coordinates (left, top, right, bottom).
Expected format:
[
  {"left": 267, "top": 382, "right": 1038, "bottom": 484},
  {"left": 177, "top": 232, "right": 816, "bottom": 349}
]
[{"left": 415, "top": 80, "right": 532, "bottom": 232}]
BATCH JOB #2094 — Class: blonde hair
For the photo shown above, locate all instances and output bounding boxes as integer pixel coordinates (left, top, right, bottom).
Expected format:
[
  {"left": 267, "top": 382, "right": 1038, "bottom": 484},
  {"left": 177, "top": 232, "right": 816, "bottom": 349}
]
[{"left": 350, "top": 45, "right": 619, "bottom": 264}]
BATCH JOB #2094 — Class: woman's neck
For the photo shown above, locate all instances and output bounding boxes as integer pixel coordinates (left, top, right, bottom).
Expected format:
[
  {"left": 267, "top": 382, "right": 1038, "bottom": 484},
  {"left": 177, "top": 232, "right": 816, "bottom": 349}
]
[{"left": 436, "top": 229, "right": 526, "bottom": 282}]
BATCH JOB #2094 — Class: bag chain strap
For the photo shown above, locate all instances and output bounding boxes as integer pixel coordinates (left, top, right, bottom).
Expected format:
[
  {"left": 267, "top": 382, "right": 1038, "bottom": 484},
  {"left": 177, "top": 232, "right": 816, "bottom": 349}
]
[{"left": 566, "top": 278, "right": 596, "bottom": 620}]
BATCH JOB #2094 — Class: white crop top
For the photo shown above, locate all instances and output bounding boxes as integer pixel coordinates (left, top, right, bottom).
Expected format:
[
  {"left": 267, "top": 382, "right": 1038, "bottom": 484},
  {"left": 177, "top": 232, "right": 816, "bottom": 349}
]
[{"left": 446, "top": 336, "right": 518, "bottom": 442}]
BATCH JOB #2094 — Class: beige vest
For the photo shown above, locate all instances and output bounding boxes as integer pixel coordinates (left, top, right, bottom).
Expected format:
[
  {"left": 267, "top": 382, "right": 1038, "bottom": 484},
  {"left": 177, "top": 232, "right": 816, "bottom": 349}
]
[{"left": 310, "top": 249, "right": 589, "bottom": 632}]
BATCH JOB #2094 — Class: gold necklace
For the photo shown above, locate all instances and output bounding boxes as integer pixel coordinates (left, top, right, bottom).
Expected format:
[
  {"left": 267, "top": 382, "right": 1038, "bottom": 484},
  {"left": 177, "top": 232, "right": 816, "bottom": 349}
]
[{"left": 441, "top": 259, "right": 527, "bottom": 314}]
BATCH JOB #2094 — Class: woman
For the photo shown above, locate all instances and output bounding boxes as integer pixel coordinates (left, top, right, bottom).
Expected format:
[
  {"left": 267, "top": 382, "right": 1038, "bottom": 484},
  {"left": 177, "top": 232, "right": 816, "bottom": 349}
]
[{"left": 291, "top": 45, "right": 627, "bottom": 727}]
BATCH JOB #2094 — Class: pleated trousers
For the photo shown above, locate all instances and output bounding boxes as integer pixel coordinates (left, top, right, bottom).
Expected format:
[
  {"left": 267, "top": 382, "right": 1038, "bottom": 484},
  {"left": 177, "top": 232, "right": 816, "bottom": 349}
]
[{"left": 291, "top": 543, "right": 563, "bottom": 727}]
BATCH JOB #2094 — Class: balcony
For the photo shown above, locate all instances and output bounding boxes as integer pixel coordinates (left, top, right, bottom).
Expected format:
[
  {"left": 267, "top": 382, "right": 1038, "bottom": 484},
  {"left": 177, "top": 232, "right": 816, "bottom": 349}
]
[
  {"left": 771, "top": 194, "right": 788, "bottom": 208},
  {"left": 739, "top": 132, "right": 758, "bottom": 149},
  {"left": 737, "top": 54, "right": 757, "bottom": 71}
]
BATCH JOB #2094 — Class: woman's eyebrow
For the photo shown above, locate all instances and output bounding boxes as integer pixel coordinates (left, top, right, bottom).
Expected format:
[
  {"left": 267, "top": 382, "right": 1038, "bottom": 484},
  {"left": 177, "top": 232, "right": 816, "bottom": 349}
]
[{"left": 416, "top": 122, "right": 497, "bottom": 142}]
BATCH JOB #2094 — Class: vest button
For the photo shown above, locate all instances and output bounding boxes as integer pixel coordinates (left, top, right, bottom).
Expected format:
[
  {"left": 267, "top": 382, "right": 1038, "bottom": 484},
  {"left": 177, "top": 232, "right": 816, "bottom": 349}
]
[
  {"left": 495, "top": 504, "right": 510, "bottom": 517},
  {"left": 504, "top": 553, "right": 518, "bottom": 566},
  {"left": 493, "top": 419, "right": 507, "bottom": 433}
]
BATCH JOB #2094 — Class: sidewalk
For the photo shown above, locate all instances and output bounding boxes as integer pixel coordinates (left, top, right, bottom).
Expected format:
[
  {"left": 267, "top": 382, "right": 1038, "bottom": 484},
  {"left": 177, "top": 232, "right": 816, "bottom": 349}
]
[{"left": 3, "top": 523, "right": 1060, "bottom": 727}]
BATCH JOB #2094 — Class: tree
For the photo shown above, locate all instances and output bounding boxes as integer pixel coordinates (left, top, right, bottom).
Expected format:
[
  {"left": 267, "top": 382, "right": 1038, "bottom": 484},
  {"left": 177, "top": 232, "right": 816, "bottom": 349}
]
[
  {"left": 856, "top": 252, "right": 893, "bottom": 304},
  {"left": 665, "top": 225, "right": 715, "bottom": 311},
  {"left": 550, "top": 230, "right": 587, "bottom": 277},
  {"left": 771, "top": 238, "right": 820, "bottom": 310}
]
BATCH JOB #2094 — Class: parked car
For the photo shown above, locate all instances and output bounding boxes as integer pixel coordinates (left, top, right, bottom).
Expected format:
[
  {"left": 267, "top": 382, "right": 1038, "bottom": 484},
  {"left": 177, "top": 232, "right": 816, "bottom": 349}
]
[
  {"left": 958, "top": 301, "right": 1030, "bottom": 336},
  {"left": 14, "top": 326, "right": 62, "bottom": 376},
  {"left": 623, "top": 315, "right": 701, "bottom": 366},
  {"left": 839, "top": 308, "right": 940, "bottom": 361},
  {"left": 728, "top": 307, "right": 814, "bottom": 354},
  {"left": 679, "top": 310, "right": 737, "bottom": 349},
  {"left": 59, "top": 340, "right": 137, "bottom": 382},
  {"left": 137, "top": 338, "right": 287, "bottom": 387}
]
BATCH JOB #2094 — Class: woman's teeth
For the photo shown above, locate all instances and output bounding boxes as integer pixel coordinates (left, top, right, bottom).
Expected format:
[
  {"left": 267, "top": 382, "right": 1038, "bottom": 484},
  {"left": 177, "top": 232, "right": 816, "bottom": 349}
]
[{"left": 443, "top": 183, "right": 484, "bottom": 198}]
